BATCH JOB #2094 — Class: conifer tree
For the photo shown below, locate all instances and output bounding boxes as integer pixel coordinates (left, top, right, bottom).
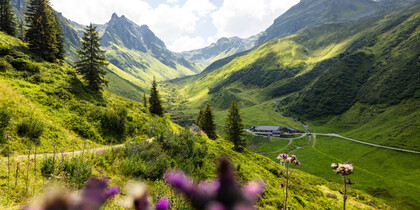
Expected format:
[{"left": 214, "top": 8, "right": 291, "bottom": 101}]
[
  {"left": 17, "top": 19, "right": 24, "bottom": 40},
  {"left": 75, "top": 23, "right": 109, "bottom": 92},
  {"left": 225, "top": 101, "right": 246, "bottom": 151},
  {"left": 143, "top": 93, "right": 148, "bottom": 108},
  {"left": 196, "top": 107, "right": 204, "bottom": 128},
  {"left": 201, "top": 103, "right": 217, "bottom": 140},
  {"left": 149, "top": 78, "right": 164, "bottom": 116},
  {"left": 25, "top": 0, "right": 61, "bottom": 62},
  {"left": 52, "top": 12, "right": 65, "bottom": 61},
  {"left": 0, "top": 0, "right": 17, "bottom": 36}
]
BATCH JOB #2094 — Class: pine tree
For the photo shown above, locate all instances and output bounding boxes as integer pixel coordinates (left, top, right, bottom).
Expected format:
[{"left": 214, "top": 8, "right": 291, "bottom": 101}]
[
  {"left": 0, "top": 0, "right": 17, "bottom": 36},
  {"left": 17, "top": 19, "right": 24, "bottom": 40},
  {"left": 225, "top": 101, "right": 246, "bottom": 151},
  {"left": 149, "top": 78, "right": 164, "bottom": 116},
  {"left": 143, "top": 93, "right": 148, "bottom": 108},
  {"left": 196, "top": 107, "right": 204, "bottom": 128},
  {"left": 25, "top": 0, "right": 64, "bottom": 62},
  {"left": 75, "top": 23, "right": 109, "bottom": 92},
  {"left": 201, "top": 103, "right": 217, "bottom": 140},
  {"left": 52, "top": 12, "right": 65, "bottom": 61}
]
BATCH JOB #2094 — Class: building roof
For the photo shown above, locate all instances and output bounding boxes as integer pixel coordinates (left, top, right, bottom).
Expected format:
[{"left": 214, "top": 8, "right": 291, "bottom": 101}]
[
  {"left": 254, "top": 126, "right": 283, "bottom": 131},
  {"left": 286, "top": 127, "right": 298, "bottom": 131}
]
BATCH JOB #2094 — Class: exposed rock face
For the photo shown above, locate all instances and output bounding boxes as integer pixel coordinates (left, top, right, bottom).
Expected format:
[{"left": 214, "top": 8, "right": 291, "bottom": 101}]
[{"left": 101, "top": 13, "right": 196, "bottom": 70}]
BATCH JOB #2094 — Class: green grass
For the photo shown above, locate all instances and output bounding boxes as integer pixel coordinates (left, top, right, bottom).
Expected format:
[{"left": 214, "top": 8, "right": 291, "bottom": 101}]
[
  {"left": 309, "top": 99, "right": 420, "bottom": 151},
  {"left": 214, "top": 99, "right": 304, "bottom": 129},
  {"left": 0, "top": 31, "right": 395, "bottom": 210},
  {"left": 249, "top": 133, "right": 420, "bottom": 209}
]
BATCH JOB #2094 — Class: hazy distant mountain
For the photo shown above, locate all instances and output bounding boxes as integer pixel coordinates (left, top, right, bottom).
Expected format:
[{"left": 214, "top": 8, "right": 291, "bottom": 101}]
[{"left": 179, "top": 35, "right": 259, "bottom": 67}]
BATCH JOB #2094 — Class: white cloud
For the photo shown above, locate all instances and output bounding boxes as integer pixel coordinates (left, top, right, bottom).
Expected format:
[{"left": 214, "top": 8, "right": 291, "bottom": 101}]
[
  {"left": 169, "top": 36, "right": 208, "bottom": 52},
  {"left": 167, "top": 0, "right": 179, "bottom": 3},
  {"left": 211, "top": 0, "right": 299, "bottom": 38}
]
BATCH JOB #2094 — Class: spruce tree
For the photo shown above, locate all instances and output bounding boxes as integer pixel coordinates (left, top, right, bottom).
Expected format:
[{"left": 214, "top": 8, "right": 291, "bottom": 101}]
[
  {"left": 202, "top": 103, "right": 217, "bottom": 140},
  {"left": 52, "top": 12, "right": 65, "bottom": 61},
  {"left": 75, "top": 23, "right": 109, "bottom": 92},
  {"left": 225, "top": 101, "right": 246, "bottom": 151},
  {"left": 25, "top": 0, "right": 61, "bottom": 62},
  {"left": 149, "top": 78, "right": 164, "bottom": 116},
  {"left": 17, "top": 19, "right": 24, "bottom": 40},
  {"left": 0, "top": 0, "right": 16, "bottom": 36},
  {"left": 196, "top": 107, "right": 204, "bottom": 128}
]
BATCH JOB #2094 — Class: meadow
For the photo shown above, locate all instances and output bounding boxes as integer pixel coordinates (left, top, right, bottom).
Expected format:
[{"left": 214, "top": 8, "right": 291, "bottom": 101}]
[{"left": 247, "top": 133, "right": 420, "bottom": 209}]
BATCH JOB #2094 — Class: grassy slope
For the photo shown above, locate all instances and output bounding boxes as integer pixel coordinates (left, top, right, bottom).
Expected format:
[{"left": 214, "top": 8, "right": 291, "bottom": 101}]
[
  {"left": 168, "top": 4, "right": 420, "bottom": 148},
  {"left": 282, "top": 6, "right": 420, "bottom": 150},
  {"left": 0, "top": 32, "right": 392, "bottom": 209},
  {"left": 0, "top": 32, "right": 153, "bottom": 154}
]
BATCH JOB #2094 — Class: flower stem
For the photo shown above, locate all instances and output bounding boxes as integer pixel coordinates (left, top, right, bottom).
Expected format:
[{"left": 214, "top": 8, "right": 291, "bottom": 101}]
[
  {"left": 285, "top": 163, "right": 289, "bottom": 209},
  {"left": 26, "top": 149, "right": 30, "bottom": 198},
  {"left": 343, "top": 175, "right": 347, "bottom": 210}
]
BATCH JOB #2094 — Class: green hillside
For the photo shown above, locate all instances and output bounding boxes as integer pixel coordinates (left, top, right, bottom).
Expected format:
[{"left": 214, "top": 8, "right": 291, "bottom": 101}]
[
  {"left": 167, "top": 3, "right": 420, "bottom": 146},
  {"left": 0, "top": 32, "right": 392, "bottom": 209},
  {"left": 163, "top": 5, "right": 420, "bottom": 208}
]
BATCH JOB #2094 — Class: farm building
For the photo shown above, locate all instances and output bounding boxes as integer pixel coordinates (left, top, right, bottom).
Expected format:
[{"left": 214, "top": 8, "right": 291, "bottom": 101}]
[
  {"left": 250, "top": 125, "right": 303, "bottom": 136},
  {"left": 252, "top": 126, "right": 284, "bottom": 136}
]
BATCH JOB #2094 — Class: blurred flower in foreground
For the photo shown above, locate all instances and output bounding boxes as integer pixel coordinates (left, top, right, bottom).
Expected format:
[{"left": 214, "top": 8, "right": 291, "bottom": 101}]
[
  {"left": 120, "top": 181, "right": 152, "bottom": 210},
  {"left": 165, "top": 158, "right": 265, "bottom": 209},
  {"left": 156, "top": 197, "right": 170, "bottom": 210},
  {"left": 331, "top": 161, "right": 355, "bottom": 210},
  {"left": 23, "top": 176, "right": 119, "bottom": 210}
]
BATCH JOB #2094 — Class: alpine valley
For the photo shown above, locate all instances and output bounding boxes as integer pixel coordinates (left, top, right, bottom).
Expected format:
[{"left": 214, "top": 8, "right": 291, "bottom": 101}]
[{"left": 0, "top": 0, "right": 418, "bottom": 209}]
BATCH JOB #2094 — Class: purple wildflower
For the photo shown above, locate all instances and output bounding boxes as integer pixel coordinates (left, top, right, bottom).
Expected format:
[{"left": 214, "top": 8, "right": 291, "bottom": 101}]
[
  {"left": 280, "top": 183, "right": 284, "bottom": 188},
  {"left": 156, "top": 197, "right": 170, "bottom": 210},
  {"left": 165, "top": 157, "right": 265, "bottom": 210},
  {"left": 77, "top": 176, "right": 119, "bottom": 209},
  {"left": 164, "top": 170, "right": 194, "bottom": 196},
  {"left": 105, "top": 186, "right": 120, "bottom": 198},
  {"left": 243, "top": 181, "right": 265, "bottom": 202}
]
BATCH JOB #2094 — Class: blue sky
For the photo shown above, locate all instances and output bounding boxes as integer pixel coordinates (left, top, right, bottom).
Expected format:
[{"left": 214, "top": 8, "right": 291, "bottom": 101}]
[{"left": 50, "top": 0, "right": 299, "bottom": 52}]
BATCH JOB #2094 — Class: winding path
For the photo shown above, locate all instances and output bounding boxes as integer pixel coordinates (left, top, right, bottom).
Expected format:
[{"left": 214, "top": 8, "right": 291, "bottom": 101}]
[
  {"left": 312, "top": 133, "right": 420, "bottom": 154},
  {"left": 1, "top": 144, "right": 126, "bottom": 162}
]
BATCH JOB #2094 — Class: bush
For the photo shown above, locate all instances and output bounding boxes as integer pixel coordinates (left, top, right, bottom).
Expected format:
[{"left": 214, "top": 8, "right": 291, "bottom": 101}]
[
  {"left": 100, "top": 108, "right": 127, "bottom": 140},
  {"left": 69, "top": 117, "right": 101, "bottom": 141},
  {"left": 0, "top": 59, "right": 12, "bottom": 72},
  {"left": 17, "top": 117, "right": 45, "bottom": 139},
  {"left": 0, "top": 45, "right": 10, "bottom": 56},
  {"left": 40, "top": 157, "right": 56, "bottom": 178},
  {"left": 10, "top": 58, "right": 40, "bottom": 73}
]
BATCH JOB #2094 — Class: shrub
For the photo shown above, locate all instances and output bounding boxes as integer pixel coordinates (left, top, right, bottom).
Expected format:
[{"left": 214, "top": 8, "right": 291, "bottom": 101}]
[
  {"left": 40, "top": 157, "right": 56, "bottom": 178},
  {"left": 0, "top": 59, "right": 12, "bottom": 72},
  {"left": 0, "top": 45, "right": 10, "bottom": 56},
  {"left": 100, "top": 108, "right": 127, "bottom": 140},
  {"left": 9, "top": 58, "right": 40, "bottom": 73},
  {"left": 17, "top": 117, "right": 45, "bottom": 139},
  {"left": 69, "top": 117, "right": 101, "bottom": 141}
]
